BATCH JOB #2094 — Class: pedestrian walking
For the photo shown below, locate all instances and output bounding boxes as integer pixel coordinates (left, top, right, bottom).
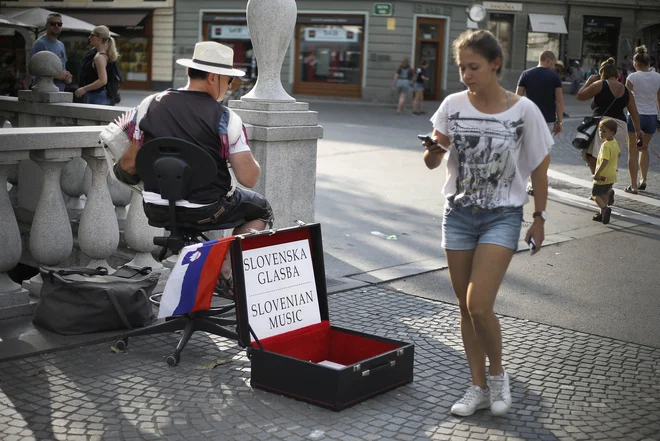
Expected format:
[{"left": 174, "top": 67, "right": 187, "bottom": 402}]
[
  {"left": 591, "top": 118, "right": 620, "bottom": 224},
  {"left": 570, "top": 61, "right": 584, "bottom": 95},
  {"left": 393, "top": 58, "right": 413, "bottom": 114},
  {"left": 625, "top": 45, "right": 660, "bottom": 193},
  {"left": 30, "top": 13, "right": 72, "bottom": 91},
  {"left": 577, "top": 58, "right": 643, "bottom": 178},
  {"left": 421, "top": 29, "right": 552, "bottom": 417},
  {"left": 516, "top": 50, "right": 564, "bottom": 195},
  {"left": 412, "top": 59, "right": 429, "bottom": 115},
  {"left": 75, "top": 25, "right": 119, "bottom": 105}
]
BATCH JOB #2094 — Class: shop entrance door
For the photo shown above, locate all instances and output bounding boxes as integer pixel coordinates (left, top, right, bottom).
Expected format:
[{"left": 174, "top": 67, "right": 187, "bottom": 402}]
[{"left": 414, "top": 17, "right": 445, "bottom": 100}]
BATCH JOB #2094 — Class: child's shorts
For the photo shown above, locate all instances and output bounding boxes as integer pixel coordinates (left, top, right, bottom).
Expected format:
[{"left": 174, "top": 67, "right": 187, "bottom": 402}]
[{"left": 592, "top": 183, "right": 613, "bottom": 197}]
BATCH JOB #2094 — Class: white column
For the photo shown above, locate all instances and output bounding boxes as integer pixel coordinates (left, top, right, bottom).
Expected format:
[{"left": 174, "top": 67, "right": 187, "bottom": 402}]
[
  {"left": 78, "top": 150, "right": 120, "bottom": 269},
  {"left": 0, "top": 154, "right": 28, "bottom": 295},
  {"left": 242, "top": 0, "right": 297, "bottom": 103},
  {"left": 29, "top": 149, "right": 79, "bottom": 266},
  {"left": 124, "top": 190, "right": 163, "bottom": 269}
]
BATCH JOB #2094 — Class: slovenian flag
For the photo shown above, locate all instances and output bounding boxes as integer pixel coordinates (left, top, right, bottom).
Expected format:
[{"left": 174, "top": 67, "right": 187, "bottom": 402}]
[{"left": 158, "top": 236, "right": 234, "bottom": 318}]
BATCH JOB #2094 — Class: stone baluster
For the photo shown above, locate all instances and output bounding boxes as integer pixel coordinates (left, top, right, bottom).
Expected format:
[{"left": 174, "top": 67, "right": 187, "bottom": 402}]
[
  {"left": 29, "top": 149, "right": 80, "bottom": 266},
  {"left": 108, "top": 174, "right": 132, "bottom": 229},
  {"left": 61, "top": 157, "right": 87, "bottom": 218},
  {"left": 124, "top": 190, "right": 163, "bottom": 269},
  {"left": 7, "top": 163, "right": 18, "bottom": 206},
  {"left": 0, "top": 153, "right": 30, "bottom": 314},
  {"left": 78, "top": 149, "right": 119, "bottom": 269}
]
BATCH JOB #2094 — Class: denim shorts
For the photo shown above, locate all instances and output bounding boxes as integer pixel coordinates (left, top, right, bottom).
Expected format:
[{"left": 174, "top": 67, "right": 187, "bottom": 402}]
[
  {"left": 442, "top": 204, "right": 523, "bottom": 251},
  {"left": 413, "top": 82, "right": 425, "bottom": 91},
  {"left": 627, "top": 114, "right": 658, "bottom": 134}
]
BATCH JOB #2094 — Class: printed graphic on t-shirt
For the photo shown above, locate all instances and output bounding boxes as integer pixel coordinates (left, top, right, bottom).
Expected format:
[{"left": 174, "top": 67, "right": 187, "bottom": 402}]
[{"left": 446, "top": 111, "right": 524, "bottom": 207}]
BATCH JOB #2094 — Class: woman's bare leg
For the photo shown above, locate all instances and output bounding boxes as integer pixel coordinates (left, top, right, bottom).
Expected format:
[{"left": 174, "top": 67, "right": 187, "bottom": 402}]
[
  {"left": 639, "top": 132, "right": 653, "bottom": 185},
  {"left": 466, "top": 244, "right": 515, "bottom": 376},
  {"left": 446, "top": 249, "right": 487, "bottom": 388},
  {"left": 397, "top": 92, "right": 406, "bottom": 113},
  {"left": 628, "top": 132, "right": 639, "bottom": 191}
]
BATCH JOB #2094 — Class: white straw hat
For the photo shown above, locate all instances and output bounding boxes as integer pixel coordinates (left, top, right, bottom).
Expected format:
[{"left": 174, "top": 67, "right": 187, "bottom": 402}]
[{"left": 176, "top": 41, "right": 245, "bottom": 77}]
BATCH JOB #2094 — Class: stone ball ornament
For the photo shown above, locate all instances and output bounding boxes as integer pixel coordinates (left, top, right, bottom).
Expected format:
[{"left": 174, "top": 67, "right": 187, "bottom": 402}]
[{"left": 29, "top": 51, "right": 62, "bottom": 92}]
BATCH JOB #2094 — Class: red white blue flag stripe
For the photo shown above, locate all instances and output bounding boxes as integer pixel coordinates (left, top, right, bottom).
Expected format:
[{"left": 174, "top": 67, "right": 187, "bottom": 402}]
[{"left": 158, "top": 236, "right": 234, "bottom": 318}]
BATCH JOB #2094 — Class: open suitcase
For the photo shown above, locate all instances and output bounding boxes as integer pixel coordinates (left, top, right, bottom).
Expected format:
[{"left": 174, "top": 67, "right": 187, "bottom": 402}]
[{"left": 231, "top": 223, "right": 414, "bottom": 411}]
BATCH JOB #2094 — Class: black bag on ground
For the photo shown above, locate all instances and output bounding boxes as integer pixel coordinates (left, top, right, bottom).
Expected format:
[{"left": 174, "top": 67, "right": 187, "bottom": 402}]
[
  {"left": 572, "top": 116, "right": 599, "bottom": 150},
  {"left": 33, "top": 265, "right": 158, "bottom": 335}
]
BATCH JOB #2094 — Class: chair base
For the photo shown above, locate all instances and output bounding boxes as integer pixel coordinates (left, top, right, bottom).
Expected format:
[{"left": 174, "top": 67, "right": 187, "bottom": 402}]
[{"left": 115, "top": 305, "right": 238, "bottom": 366}]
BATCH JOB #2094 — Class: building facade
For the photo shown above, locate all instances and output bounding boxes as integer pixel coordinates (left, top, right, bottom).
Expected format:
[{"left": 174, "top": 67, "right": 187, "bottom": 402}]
[
  {"left": 0, "top": 0, "right": 174, "bottom": 90},
  {"left": 175, "top": 0, "right": 660, "bottom": 102}
]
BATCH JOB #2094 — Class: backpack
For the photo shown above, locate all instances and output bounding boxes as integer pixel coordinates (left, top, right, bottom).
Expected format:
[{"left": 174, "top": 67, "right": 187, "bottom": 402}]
[{"left": 105, "top": 60, "right": 123, "bottom": 104}]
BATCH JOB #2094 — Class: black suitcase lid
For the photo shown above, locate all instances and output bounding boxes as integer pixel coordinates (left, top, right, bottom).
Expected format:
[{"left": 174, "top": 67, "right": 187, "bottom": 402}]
[{"left": 231, "top": 223, "right": 330, "bottom": 348}]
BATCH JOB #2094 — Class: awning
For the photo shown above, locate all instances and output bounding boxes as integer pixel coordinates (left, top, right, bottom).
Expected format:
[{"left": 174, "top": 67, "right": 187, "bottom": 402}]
[
  {"left": 528, "top": 14, "right": 568, "bottom": 34},
  {"left": 64, "top": 11, "right": 149, "bottom": 28}
]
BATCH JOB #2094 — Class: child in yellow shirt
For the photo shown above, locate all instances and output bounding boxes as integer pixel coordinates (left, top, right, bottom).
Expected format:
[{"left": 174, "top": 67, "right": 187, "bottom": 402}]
[{"left": 592, "top": 118, "right": 621, "bottom": 224}]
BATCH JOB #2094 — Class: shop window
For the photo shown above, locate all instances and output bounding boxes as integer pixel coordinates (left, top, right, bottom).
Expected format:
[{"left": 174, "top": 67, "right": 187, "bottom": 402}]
[
  {"left": 582, "top": 16, "right": 621, "bottom": 69},
  {"left": 487, "top": 13, "right": 513, "bottom": 68},
  {"left": 207, "top": 22, "right": 256, "bottom": 79},
  {"left": 525, "top": 33, "right": 560, "bottom": 69},
  {"left": 297, "top": 24, "right": 363, "bottom": 86},
  {"left": 117, "top": 35, "right": 150, "bottom": 82}
]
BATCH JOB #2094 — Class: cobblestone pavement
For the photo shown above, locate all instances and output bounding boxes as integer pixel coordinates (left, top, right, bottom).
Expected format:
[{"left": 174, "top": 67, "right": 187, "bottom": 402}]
[
  {"left": 1, "top": 287, "right": 659, "bottom": 441},
  {"left": 548, "top": 119, "right": 660, "bottom": 217}
]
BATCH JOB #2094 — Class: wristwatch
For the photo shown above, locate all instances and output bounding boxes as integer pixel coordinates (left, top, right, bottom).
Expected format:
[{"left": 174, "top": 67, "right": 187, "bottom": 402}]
[{"left": 533, "top": 211, "right": 547, "bottom": 221}]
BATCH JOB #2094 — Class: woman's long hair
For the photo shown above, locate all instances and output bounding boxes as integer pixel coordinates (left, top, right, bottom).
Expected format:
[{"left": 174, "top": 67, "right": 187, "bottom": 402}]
[
  {"left": 399, "top": 57, "right": 411, "bottom": 69},
  {"left": 93, "top": 25, "right": 118, "bottom": 62},
  {"left": 599, "top": 57, "right": 618, "bottom": 80}
]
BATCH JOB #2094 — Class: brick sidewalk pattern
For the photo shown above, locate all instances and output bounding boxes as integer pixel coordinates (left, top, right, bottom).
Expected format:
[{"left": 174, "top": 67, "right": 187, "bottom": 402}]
[{"left": 1, "top": 287, "right": 659, "bottom": 441}]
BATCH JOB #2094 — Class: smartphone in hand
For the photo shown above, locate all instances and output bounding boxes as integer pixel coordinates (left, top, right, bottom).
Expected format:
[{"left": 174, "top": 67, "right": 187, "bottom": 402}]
[
  {"left": 528, "top": 237, "right": 536, "bottom": 253},
  {"left": 417, "top": 134, "right": 435, "bottom": 144}
]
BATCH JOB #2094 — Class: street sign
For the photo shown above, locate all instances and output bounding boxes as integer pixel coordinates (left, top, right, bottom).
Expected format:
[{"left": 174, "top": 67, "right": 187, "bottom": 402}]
[{"left": 373, "top": 3, "right": 393, "bottom": 16}]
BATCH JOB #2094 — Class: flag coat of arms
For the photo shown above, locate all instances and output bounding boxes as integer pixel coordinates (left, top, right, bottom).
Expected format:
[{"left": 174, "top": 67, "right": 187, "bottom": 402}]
[{"left": 158, "top": 237, "right": 234, "bottom": 318}]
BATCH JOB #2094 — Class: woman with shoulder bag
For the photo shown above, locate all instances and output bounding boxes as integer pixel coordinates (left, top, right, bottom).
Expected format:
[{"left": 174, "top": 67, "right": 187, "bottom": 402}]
[
  {"left": 625, "top": 45, "right": 660, "bottom": 193},
  {"left": 577, "top": 58, "right": 643, "bottom": 181},
  {"left": 75, "top": 25, "right": 119, "bottom": 106},
  {"left": 393, "top": 58, "right": 413, "bottom": 114}
]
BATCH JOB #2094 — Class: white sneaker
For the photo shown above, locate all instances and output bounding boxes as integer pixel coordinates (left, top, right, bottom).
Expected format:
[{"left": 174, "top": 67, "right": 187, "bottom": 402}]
[
  {"left": 450, "top": 385, "right": 490, "bottom": 416},
  {"left": 489, "top": 371, "right": 512, "bottom": 415}
]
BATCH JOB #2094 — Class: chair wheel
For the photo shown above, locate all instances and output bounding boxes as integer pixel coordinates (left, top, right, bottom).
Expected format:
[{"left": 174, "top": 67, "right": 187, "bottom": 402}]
[
  {"left": 115, "top": 339, "right": 127, "bottom": 350},
  {"left": 166, "top": 355, "right": 179, "bottom": 366}
]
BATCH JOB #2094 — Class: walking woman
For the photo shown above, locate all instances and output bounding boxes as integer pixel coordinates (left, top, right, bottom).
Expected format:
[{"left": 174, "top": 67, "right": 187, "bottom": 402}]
[
  {"left": 412, "top": 59, "right": 429, "bottom": 115},
  {"left": 577, "top": 58, "right": 643, "bottom": 181},
  {"left": 75, "top": 25, "right": 118, "bottom": 105},
  {"left": 422, "top": 30, "right": 552, "bottom": 417},
  {"left": 392, "top": 57, "right": 413, "bottom": 114},
  {"left": 625, "top": 45, "right": 660, "bottom": 193}
]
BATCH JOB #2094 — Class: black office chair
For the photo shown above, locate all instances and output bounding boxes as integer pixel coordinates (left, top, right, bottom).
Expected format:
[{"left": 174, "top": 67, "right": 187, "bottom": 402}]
[{"left": 114, "top": 137, "right": 242, "bottom": 366}]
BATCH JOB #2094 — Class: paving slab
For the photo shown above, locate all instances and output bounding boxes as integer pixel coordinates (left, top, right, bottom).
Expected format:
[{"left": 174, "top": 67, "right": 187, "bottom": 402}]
[{"left": 1, "top": 288, "right": 659, "bottom": 441}]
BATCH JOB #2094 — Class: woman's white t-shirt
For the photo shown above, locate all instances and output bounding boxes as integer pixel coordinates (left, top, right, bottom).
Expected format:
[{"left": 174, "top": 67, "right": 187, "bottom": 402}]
[
  {"left": 626, "top": 71, "right": 660, "bottom": 115},
  {"left": 430, "top": 92, "right": 554, "bottom": 209}
]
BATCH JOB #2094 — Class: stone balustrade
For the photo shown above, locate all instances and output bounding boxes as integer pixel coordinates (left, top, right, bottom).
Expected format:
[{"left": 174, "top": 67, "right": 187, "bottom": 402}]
[{"left": 0, "top": 126, "right": 163, "bottom": 318}]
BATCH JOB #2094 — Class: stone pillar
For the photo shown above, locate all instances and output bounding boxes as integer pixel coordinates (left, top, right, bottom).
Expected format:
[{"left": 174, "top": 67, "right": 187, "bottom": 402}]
[
  {"left": 78, "top": 149, "right": 120, "bottom": 269},
  {"left": 15, "top": 51, "right": 74, "bottom": 223},
  {"left": 124, "top": 190, "right": 163, "bottom": 269},
  {"left": 0, "top": 153, "right": 31, "bottom": 318},
  {"left": 242, "top": 0, "right": 297, "bottom": 103},
  {"left": 229, "top": 0, "right": 323, "bottom": 228},
  {"left": 29, "top": 149, "right": 79, "bottom": 266}
]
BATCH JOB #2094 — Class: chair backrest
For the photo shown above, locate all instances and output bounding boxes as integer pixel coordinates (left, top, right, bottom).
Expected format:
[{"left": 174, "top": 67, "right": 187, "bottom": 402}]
[{"left": 136, "top": 137, "right": 218, "bottom": 201}]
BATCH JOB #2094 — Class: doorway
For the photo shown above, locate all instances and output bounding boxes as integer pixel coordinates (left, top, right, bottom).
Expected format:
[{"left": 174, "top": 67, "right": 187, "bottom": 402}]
[{"left": 414, "top": 17, "right": 445, "bottom": 101}]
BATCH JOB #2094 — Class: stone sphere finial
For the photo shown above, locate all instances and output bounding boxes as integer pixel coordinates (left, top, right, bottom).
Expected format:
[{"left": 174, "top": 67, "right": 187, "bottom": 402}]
[{"left": 29, "top": 51, "right": 62, "bottom": 93}]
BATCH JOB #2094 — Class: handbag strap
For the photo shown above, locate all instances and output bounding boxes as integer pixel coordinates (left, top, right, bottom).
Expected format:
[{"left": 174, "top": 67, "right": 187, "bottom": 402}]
[{"left": 106, "top": 288, "right": 148, "bottom": 330}]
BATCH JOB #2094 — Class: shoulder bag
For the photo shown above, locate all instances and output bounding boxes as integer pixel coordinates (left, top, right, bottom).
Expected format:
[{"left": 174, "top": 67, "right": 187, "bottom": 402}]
[{"left": 572, "top": 94, "right": 618, "bottom": 150}]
